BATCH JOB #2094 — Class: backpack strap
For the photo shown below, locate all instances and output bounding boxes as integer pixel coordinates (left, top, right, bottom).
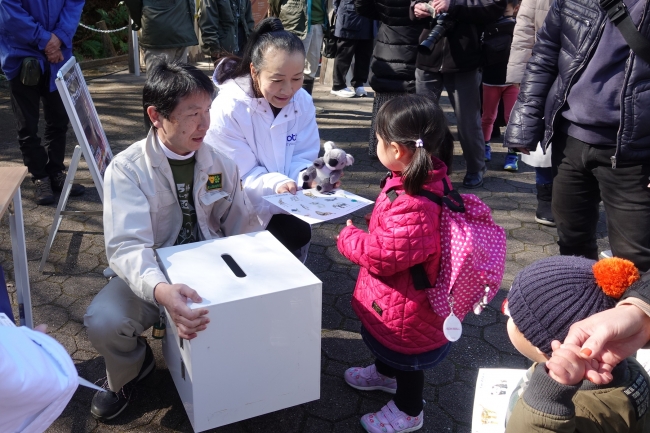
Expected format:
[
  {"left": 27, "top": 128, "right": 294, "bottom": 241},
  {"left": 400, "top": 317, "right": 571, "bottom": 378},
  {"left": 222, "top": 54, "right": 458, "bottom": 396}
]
[
  {"left": 418, "top": 178, "right": 465, "bottom": 212},
  {"left": 600, "top": 0, "right": 650, "bottom": 65},
  {"left": 409, "top": 179, "right": 463, "bottom": 291},
  {"left": 386, "top": 189, "right": 399, "bottom": 203}
]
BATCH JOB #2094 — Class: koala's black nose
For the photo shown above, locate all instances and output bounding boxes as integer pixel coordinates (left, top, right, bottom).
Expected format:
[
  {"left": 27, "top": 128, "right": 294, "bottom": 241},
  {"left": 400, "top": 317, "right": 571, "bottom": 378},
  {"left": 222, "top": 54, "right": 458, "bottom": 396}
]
[{"left": 328, "top": 159, "right": 338, "bottom": 166}]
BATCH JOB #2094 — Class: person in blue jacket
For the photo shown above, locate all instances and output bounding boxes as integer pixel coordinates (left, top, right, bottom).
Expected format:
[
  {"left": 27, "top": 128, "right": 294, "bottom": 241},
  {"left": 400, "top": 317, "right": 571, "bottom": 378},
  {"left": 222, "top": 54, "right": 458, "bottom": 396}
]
[{"left": 0, "top": 0, "right": 86, "bottom": 205}]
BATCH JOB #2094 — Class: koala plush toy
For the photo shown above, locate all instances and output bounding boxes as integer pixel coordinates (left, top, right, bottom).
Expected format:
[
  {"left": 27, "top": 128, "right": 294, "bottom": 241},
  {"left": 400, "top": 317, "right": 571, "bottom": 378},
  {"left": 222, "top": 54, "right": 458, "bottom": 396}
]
[{"left": 302, "top": 141, "right": 354, "bottom": 192}]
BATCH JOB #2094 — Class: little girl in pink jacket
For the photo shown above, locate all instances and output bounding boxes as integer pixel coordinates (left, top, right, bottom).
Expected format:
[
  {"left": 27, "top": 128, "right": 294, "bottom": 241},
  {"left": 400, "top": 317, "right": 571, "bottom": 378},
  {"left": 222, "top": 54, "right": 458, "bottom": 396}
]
[{"left": 337, "top": 94, "right": 455, "bottom": 433}]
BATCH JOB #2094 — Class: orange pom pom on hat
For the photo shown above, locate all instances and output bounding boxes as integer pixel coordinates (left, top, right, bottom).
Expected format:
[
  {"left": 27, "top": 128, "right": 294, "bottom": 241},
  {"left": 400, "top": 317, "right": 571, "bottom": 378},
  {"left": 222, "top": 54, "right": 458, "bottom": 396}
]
[
  {"left": 507, "top": 255, "right": 639, "bottom": 356},
  {"left": 592, "top": 257, "right": 640, "bottom": 299}
]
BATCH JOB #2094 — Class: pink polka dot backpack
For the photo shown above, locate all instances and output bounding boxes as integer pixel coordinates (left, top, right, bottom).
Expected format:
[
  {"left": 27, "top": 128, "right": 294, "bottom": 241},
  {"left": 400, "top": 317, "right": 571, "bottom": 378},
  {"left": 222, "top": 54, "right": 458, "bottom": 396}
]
[{"left": 413, "top": 178, "right": 507, "bottom": 321}]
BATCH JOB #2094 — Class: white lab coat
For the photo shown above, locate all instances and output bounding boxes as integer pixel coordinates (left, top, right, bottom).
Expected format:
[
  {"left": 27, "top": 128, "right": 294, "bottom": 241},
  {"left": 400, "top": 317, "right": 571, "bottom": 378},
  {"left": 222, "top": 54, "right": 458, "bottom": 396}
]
[
  {"left": 205, "top": 74, "right": 320, "bottom": 226},
  {"left": 0, "top": 326, "right": 78, "bottom": 433}
]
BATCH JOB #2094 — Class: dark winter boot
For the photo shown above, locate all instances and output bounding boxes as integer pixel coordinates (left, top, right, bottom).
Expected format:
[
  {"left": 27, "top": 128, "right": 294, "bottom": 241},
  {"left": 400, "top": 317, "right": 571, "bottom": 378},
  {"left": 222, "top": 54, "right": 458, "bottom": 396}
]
[
  {"left": 302, "top": 77, "right": 314, "bottom": 95},
  {"left": 535, "top": 183, "right": 556, "bottom": 227}
]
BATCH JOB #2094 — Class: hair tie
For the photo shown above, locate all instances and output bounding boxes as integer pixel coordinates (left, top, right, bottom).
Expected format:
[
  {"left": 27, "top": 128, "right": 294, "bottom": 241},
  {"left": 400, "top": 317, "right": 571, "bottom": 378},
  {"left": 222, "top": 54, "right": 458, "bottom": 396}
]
[{"left": 415, "top": 139, "right": 424, "bottom": 148}]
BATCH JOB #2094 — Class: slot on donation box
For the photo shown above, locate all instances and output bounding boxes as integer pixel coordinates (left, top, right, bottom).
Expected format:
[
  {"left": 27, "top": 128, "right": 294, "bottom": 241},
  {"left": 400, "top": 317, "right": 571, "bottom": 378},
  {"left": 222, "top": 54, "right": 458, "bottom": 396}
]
[{"left": 157, "top": 231, "right": 322, "bottom": 432}]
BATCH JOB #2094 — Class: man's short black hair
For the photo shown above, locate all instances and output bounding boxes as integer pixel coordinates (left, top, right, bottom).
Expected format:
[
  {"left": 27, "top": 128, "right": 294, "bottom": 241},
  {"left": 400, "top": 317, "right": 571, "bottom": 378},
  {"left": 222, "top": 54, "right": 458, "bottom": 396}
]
[{"left": 143, "top": 60, "right": 216, "bottom": 129}]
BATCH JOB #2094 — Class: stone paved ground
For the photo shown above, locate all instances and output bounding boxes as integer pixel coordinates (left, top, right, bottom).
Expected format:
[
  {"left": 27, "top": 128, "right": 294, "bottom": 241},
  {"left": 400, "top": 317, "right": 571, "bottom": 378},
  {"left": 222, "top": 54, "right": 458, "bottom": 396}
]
[{"left": 0, "top": 63, "right": 610, "bottom": 433}]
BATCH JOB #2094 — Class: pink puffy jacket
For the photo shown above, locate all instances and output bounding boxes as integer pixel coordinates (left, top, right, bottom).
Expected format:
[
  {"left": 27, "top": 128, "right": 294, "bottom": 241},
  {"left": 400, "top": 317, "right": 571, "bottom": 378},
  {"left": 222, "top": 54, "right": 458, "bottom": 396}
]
[{"left": 337, "top": 159, "right": 450, "bottom": 355}]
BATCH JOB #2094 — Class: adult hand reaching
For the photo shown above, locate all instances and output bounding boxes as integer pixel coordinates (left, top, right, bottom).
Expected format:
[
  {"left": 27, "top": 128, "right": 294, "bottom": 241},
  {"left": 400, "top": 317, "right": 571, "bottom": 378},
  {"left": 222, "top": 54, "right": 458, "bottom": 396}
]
[
  {"left": 432, "top": 0, "right": 450, "bottom": 13},
  {"left": 562, "top": 304, "right": 650, "bottom": 384},
  {"left": 154, "top": 282, "right": 209, "bottom": 340},
  {"left": 277, "top": 181, "right": 297, "bottom": 195},
  {"left": 414, "top": 2, "right": 433, "bottom": 18}
]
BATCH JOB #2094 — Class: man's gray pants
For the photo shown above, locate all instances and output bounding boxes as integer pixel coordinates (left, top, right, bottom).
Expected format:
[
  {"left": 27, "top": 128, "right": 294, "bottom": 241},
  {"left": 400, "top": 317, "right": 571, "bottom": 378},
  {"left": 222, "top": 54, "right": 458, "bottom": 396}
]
[
  {"left": 84, "top": 277, "right": 159, "bottom": 391},
  {"left": 415, "top": 68, "right": 486, "bottom": 174}
]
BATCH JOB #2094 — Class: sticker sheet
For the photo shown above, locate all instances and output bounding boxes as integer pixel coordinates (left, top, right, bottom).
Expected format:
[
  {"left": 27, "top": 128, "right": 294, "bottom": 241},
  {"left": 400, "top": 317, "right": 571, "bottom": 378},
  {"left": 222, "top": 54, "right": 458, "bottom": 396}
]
[{"left": 263, "top": 189, "right": 374, "bottom": 225}]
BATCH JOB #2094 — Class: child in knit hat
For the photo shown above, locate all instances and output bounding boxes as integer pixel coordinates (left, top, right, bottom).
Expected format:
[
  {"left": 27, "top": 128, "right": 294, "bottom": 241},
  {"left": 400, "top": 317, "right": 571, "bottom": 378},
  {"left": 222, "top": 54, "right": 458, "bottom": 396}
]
[{"left": 503, "top": 255, "right": 650, "bottom": 433}]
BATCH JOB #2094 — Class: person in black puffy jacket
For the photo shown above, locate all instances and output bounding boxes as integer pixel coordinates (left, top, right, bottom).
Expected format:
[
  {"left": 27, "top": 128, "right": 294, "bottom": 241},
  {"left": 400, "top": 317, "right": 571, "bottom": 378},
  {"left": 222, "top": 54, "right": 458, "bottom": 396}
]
[
  {"left": 354, "top": 0, "right": 424, "bottom": 156},
  {"left": 504, "top": 0, "right": 650, "bottom": 273},
  {"left": 411, "top": 0, "right": 505, "bottom": 189}
]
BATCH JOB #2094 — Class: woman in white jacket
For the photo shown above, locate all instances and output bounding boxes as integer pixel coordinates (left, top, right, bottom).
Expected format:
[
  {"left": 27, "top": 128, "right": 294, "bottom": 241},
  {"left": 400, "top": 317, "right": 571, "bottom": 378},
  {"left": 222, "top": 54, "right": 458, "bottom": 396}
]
[{"left": 205, "top": 18, "right": 320, "bottom": 258}]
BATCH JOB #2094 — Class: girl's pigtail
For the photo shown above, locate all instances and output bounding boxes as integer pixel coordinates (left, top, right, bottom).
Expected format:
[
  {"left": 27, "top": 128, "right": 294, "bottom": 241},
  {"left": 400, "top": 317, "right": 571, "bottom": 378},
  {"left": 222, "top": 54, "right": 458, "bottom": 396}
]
[{"left": 402, "top": 142, "right": 434, "bottom": 195}]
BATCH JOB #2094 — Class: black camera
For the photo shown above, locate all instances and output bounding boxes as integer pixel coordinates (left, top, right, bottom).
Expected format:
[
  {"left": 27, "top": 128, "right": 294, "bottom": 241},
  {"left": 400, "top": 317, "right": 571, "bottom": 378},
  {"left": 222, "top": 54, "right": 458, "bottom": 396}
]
[{"left": 418, "top": 13, "right": 457, "bottom": 54}]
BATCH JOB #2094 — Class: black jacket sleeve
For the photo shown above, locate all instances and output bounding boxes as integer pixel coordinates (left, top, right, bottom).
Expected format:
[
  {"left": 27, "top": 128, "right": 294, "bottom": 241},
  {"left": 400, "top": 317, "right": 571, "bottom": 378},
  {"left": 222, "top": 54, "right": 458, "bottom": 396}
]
[{"left": 622, "top": 276, "right": 650, "bottom": 305}]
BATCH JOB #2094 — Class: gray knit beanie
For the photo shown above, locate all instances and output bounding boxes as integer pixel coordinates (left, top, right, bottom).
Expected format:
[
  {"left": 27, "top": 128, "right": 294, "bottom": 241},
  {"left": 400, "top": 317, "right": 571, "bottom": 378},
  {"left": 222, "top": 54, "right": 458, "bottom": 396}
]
[{"left": 507, "top": 255, "right": 630, "bottom": 356}]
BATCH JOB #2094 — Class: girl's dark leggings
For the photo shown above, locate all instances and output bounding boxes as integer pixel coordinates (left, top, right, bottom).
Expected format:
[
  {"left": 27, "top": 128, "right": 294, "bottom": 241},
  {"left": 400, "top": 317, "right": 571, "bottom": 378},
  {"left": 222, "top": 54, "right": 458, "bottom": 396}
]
[{"left": 375, "top": 359, "right": 424, "bottom": 417}]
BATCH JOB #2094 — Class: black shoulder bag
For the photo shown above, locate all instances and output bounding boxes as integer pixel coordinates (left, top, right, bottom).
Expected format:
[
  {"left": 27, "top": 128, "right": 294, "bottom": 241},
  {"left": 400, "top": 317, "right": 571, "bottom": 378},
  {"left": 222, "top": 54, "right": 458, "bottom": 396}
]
[
  {"left": 322, "top": 11, "right": 338, "bottom": 59},
  {"left": 600, "top": 0, "right": 650, "bottom": 64}
]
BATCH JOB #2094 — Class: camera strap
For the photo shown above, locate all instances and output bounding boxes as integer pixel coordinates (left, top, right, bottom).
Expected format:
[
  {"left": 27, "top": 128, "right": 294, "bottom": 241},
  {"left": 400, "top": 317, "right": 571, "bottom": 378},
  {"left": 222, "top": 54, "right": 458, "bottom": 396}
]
[{"left": 600, "top": 0, "right": 650, "bottom": 64}]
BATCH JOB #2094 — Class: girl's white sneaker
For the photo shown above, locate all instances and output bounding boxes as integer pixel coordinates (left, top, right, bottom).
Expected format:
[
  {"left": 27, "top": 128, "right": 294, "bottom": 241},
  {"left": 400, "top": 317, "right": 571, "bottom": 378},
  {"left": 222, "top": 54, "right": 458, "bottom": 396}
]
[{"left": 360, "top": 400, "right": 423, "bottom": 433}]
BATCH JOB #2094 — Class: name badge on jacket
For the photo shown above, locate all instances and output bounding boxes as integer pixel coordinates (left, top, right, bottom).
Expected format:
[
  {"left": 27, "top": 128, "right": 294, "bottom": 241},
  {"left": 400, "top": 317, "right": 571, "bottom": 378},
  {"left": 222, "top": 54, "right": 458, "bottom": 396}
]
[{"left": 207, "top": 173, "right": 222, "bottom": 191}]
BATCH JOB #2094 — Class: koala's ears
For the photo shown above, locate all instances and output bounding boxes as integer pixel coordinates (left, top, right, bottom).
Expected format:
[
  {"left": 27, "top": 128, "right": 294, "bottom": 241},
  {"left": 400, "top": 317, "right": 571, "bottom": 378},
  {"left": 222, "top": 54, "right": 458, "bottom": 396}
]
[
  {"left": 345, "top": 154, "right": 355, "bottom": 166},
  {"left": 324, "top": 141, "right": 336, "bottom": 152}
]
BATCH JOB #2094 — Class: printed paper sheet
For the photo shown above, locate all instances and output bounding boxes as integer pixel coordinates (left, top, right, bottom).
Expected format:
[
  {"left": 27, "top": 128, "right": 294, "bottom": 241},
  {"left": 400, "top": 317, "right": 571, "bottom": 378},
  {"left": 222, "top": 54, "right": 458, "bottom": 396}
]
[
  {"left": 263, "top": 189, "right": 374, "bottom": 225},
  {"left": 471, "top": 368, "right": 527, "bottom": 433}
]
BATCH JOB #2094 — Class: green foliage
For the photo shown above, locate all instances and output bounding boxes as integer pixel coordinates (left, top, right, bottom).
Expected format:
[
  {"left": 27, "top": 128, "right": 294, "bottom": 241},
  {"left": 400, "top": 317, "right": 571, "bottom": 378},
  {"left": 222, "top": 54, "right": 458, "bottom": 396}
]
[
  {"left": 73, "top": 3, "right": 129, "bottom": 60},
  {"left": 81, "top": 39, "right": 104, "bottom": 58}
]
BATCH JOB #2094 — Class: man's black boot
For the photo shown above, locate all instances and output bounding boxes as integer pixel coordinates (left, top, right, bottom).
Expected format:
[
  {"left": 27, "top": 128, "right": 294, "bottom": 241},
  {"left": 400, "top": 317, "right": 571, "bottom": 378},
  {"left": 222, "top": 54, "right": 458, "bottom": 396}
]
[{"left": 91, "top": 339, "right": 155, "bottom": 421}]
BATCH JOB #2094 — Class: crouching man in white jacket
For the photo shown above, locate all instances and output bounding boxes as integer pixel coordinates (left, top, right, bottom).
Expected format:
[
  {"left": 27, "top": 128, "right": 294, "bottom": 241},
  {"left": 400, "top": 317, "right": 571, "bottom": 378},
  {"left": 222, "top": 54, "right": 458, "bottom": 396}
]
[{"left": 84, "top": 61, "right": 261, "bottom": 422}]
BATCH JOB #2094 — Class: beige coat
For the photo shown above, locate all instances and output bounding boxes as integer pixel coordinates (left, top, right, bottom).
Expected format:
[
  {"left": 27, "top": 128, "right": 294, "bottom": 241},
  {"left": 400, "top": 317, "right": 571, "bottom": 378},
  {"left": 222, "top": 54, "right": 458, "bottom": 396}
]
[{"left": 505, "top": 0, "right": 553, "bottom": 84}]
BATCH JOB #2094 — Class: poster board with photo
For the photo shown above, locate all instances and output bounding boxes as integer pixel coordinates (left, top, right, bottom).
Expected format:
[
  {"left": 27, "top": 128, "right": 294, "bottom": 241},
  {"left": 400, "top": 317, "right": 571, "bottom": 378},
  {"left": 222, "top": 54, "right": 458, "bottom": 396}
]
[
  {"left": 40, "top": 57, "right": 111, "bottom": 272},
  {"left": 55, "top": 57, "right": 113, "bottom": 201}
]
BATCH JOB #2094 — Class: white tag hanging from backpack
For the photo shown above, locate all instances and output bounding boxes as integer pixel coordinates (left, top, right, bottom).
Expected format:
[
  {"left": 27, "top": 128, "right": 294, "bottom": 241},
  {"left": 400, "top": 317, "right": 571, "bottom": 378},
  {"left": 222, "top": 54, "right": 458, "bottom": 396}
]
[{"left": 443, "top": 295, "right": 462, "bottom": 342}]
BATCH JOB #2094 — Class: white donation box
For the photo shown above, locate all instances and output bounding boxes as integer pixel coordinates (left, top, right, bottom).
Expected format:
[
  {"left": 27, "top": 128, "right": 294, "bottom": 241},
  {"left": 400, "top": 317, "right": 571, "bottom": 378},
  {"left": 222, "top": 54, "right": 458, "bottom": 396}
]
[{"left": 156, "top": 231, "right": 322, "bottom": 432}]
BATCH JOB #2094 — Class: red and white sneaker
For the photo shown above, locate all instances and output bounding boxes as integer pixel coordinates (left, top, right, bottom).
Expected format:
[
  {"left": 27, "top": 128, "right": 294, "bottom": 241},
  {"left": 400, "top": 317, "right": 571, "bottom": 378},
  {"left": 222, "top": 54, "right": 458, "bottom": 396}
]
[
  {"left": 360, "top": 400, "right": 423, "bottom": 433},
  {"left": 344, "top": 364, "right": 397, "bottom": 394}
]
